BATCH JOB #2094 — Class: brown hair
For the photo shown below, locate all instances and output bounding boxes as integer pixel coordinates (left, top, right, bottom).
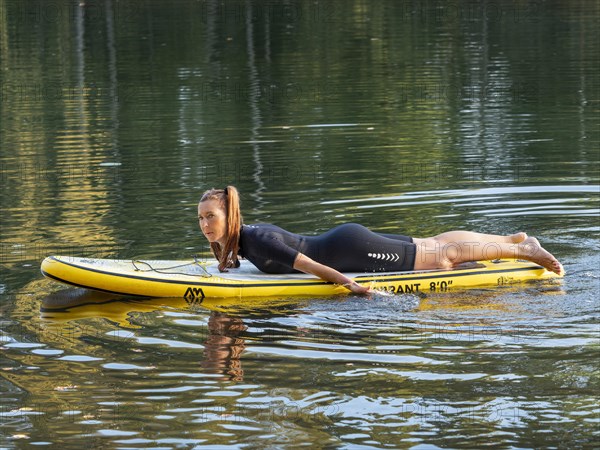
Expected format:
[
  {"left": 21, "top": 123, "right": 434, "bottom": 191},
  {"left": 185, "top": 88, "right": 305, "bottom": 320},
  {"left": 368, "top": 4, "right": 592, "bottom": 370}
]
[{"left": 200, "top": 186, "right": 243, "bottom": 272}]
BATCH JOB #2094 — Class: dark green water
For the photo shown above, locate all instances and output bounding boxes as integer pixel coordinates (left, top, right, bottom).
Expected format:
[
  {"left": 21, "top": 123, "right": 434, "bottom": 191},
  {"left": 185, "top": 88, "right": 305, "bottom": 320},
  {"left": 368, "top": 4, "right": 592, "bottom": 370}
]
[{"left": 1, "top": 0, "right": 598, "bottom": 448}]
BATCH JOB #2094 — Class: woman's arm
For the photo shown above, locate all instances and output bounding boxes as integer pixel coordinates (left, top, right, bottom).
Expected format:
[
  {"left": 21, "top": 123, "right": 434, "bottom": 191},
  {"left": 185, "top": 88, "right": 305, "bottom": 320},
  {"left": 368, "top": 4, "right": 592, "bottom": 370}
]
[{"left": 293, "top": 253, "right": 371, "bottom": 294}]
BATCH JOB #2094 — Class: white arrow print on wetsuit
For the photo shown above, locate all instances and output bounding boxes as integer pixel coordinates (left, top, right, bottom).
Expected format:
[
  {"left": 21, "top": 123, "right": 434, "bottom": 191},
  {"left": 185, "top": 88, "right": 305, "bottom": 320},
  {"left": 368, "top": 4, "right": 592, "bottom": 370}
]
[{"left": 368, "top": 253, "right": 400, "bottom": 261}]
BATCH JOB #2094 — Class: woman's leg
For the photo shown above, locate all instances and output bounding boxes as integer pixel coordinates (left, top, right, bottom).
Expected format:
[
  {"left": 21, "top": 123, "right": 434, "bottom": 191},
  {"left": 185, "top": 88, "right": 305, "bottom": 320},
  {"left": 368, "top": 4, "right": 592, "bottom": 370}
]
[
  {"left": 426, "top": 230, "right": 528, "bottom": 245},
  {"left": 412, "top": 231, "right": 563, "bottom": 275}
]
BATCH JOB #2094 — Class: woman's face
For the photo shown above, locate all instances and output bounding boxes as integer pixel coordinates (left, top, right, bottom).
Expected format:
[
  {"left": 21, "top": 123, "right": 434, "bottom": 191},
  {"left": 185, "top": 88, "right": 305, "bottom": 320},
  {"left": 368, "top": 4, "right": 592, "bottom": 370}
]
[{"left": 198, "top": 199, "right": 227, "bottom": 245}]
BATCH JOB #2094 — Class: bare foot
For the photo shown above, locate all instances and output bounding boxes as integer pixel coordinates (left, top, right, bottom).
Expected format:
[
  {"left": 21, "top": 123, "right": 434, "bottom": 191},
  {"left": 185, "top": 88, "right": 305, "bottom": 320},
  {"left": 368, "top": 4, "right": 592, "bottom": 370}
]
[
  {"left": 518, "top": 237, "right": 564, "bottom": 275},
  {"left": 510, "top": 232, "right": 528, "bottom": 243}
]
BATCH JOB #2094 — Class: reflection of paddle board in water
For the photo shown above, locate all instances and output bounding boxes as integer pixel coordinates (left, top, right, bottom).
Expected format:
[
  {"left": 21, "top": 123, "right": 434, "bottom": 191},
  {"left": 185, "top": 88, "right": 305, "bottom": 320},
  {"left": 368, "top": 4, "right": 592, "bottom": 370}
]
[
  {"left": 39, "top": 288, "right": 249, "bottom": 381},
  {"left": 40, "top": 288, "right": 158, "bottom": 327},
  {"left": 41, "top": 256, "right": 561, "bottom": 299},
  {"left": 39, "top": 288, "right": 304, "bottom": 328}
]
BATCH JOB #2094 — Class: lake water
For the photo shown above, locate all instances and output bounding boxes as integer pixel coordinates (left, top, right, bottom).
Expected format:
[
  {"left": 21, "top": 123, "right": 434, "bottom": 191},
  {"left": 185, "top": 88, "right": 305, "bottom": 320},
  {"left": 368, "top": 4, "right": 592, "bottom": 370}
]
[{"left": 1, "top": 0, "right": 599, "bottom": 448}]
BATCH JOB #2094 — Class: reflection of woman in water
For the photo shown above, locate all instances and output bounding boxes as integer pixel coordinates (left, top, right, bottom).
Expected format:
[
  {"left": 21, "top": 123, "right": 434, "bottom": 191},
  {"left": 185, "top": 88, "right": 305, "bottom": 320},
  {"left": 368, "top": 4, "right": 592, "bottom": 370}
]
[
  {"left": 200, "top": 312, "right": 247, "bottom": 381},
  {"left": 40, "top": 289, "right": 248, "bottom": 381},
  {"left": 198, "top": 186, "right": 564, "bottom": 295}
]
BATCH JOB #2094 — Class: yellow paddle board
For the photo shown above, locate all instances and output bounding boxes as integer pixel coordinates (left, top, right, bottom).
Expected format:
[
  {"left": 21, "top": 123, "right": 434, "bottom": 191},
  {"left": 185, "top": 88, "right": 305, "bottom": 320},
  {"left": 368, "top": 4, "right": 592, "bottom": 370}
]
[{"left": 40, "top": 256, "right": 561, "bottom": 299}]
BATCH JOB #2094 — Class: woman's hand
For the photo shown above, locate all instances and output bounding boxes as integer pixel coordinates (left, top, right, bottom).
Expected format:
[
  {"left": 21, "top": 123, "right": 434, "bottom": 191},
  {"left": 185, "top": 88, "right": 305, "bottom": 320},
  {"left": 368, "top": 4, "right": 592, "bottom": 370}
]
[{"left": 344, "top": 281, "right": 372, "bottom": 295}]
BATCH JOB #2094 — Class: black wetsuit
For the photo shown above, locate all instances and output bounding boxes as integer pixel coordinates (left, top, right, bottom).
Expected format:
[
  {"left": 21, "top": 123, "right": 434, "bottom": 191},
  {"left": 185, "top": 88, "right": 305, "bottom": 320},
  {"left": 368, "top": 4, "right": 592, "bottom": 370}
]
[{"left": 238, "top": 223, "right": 416, "bottom": 274}]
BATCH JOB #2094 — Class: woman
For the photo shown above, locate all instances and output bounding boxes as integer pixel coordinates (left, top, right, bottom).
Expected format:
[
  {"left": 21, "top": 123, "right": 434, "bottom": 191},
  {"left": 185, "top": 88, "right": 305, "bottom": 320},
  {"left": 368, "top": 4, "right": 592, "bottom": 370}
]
[{"left": 198, "top": 186, "right": 564, "bottom": 294}]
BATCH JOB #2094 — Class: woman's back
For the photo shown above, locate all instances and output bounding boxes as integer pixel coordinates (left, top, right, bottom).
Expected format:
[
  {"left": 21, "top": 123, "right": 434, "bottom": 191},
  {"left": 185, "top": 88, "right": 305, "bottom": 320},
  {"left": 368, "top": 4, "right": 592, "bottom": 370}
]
[{"left": 239, "top": 223, "right": 416, "bottom": 274}]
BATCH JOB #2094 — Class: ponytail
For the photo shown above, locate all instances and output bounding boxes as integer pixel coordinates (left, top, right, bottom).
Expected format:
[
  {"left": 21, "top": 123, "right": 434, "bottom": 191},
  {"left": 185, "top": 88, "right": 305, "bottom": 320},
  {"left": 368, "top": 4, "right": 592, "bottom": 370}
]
[{"left": 200, "top": 186, "right": 243, "bottom": 272}]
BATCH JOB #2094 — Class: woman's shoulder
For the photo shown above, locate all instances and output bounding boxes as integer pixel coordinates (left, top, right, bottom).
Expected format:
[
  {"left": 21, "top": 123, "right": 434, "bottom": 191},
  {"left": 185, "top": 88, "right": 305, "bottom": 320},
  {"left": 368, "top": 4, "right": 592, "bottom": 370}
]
[
  {"left": 241, "top": 223, "right": 294, "bottom": 242},
  {"left": 242, "top": 223, "right": 283, "bottom": 232},
  {"left": 241, "top": 223, "right": 271, "bottom": 239}
]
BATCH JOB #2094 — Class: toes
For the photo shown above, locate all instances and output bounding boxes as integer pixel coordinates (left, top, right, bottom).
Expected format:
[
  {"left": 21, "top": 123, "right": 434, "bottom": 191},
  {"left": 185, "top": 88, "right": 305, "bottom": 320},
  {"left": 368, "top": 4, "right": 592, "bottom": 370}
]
[{"left": 549, "top": 260, "right": 564, "bottom": 276}]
